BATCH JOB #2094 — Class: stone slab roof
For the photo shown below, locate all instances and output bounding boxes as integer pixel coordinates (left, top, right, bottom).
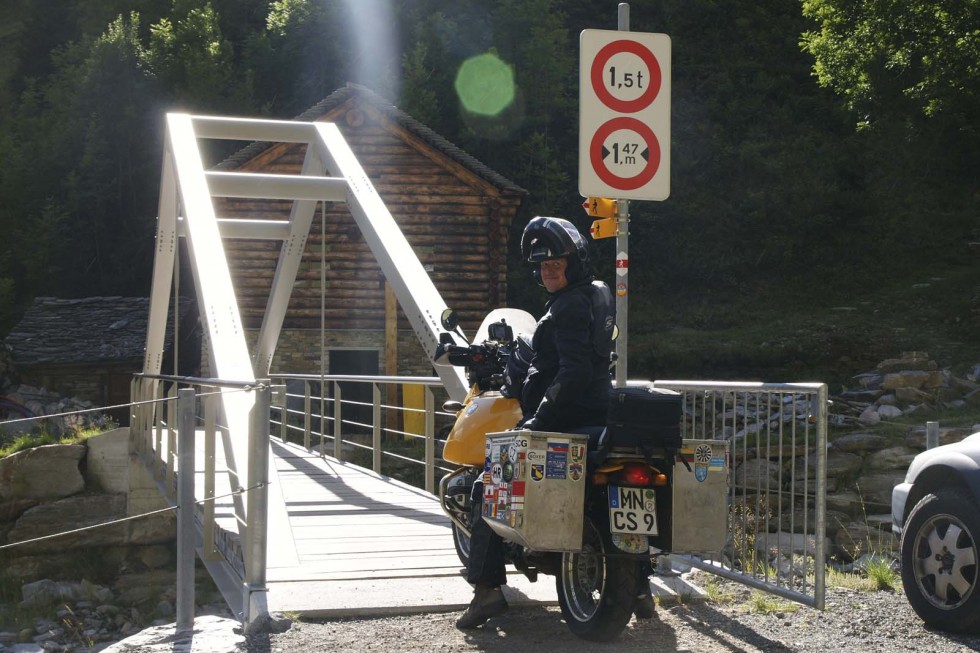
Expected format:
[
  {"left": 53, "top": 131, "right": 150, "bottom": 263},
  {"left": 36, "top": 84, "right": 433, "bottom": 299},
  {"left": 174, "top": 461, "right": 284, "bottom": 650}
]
[
  {"left": 216, "top": 83, "right": 527, "bottom": 195},
  {"left": 5, "top": 297, "right": 190, "bottom": 366}
]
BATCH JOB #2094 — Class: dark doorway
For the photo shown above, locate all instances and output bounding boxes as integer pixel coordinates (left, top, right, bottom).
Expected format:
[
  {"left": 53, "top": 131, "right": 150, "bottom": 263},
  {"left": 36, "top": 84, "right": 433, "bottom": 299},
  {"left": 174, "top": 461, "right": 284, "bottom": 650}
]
[{"left": 329, "top": 349, "right": 379, "bottom": 435}]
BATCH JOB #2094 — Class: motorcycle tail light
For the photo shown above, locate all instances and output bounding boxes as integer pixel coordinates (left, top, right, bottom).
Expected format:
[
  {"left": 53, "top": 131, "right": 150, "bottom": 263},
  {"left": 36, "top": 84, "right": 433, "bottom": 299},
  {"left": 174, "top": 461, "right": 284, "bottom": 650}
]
[{"left": 620, "top": 463, "right": 652, "bottom": 486}]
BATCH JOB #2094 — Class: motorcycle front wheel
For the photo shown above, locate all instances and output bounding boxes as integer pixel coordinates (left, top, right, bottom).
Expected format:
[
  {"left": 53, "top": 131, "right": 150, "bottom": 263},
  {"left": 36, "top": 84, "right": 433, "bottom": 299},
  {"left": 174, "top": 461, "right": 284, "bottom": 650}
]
[
  {"left": 452, "top": 522, "right": 472, "bottom": 568},
  {"left": 556, "top": 516, "right": 640, "bottom": 641}
]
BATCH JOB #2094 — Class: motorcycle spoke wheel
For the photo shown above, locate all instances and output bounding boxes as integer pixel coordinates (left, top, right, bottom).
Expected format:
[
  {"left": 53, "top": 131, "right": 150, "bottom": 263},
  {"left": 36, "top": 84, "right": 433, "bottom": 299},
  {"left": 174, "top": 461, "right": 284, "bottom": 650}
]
[{"left": 556, "top": 517, "right": 638, "bottom": 642}]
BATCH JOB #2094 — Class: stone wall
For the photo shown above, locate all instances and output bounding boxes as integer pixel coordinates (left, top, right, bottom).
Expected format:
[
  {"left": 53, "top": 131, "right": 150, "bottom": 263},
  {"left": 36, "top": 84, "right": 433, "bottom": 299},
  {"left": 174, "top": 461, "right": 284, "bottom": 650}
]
[{"left": 0, "top": 429, "right": 175, "bottom": 584}]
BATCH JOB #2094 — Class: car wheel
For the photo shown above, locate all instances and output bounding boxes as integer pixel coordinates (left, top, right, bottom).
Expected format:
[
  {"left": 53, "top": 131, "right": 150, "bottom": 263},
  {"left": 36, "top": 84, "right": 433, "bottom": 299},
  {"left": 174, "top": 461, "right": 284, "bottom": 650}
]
[{"left": 901, "top": 488, "right": 980, "bottom": 633}]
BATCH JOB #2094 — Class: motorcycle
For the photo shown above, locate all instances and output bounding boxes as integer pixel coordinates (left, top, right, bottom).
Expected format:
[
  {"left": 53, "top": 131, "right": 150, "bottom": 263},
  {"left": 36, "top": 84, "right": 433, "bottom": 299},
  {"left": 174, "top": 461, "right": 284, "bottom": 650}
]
[{"left": 434, "top": 308, "right": 681, "bottom": 642}]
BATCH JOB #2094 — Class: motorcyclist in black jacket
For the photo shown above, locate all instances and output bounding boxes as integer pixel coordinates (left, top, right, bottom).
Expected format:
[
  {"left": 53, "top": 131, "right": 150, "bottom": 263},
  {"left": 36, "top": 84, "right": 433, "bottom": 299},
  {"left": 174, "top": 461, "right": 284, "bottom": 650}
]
[{"left": 456, "top": 216, "right": 617, "bottom": 629}]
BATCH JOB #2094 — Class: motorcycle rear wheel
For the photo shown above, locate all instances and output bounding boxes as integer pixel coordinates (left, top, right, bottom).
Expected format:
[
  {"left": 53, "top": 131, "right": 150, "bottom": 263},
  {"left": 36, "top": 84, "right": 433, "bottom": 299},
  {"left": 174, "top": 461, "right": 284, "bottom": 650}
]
[{"left": 556, "top": 516, "right": 640, "bottom": 641}]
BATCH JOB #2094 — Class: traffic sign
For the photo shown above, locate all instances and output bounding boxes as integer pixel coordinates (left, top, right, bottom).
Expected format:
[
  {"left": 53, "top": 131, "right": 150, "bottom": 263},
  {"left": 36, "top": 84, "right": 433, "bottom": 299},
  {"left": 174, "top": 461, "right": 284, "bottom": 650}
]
[
  {"left": 579, "top": 29, "right": 671, "bottom": 201},
  {"left": 589, "top": 217, "right": 619, "bottom": 239},
  {"left": 582, "top": 197, "right": 618, "bottom": 218}
]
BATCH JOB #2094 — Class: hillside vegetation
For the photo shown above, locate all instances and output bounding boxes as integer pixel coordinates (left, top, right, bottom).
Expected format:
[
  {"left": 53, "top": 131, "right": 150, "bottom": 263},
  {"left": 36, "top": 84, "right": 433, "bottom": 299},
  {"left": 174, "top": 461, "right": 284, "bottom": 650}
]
[{"left": 0, "top": 1, "right": 976, "bottom": 382}]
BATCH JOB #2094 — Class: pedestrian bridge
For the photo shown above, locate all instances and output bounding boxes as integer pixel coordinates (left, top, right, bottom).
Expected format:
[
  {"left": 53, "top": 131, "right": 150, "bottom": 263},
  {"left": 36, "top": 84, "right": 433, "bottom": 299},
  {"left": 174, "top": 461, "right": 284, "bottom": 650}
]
[{"left": 130, "top": 373, "right": 828, "bottom": 628}]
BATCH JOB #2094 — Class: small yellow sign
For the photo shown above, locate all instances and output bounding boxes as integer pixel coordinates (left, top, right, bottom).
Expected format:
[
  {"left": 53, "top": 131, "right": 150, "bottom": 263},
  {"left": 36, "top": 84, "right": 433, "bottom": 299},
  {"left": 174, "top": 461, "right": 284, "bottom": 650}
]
[
  {"left": 589, "top": 217, "right": 619, "bottom": 240},
  {"left": 582, "top": 197, "right": 618, "bottom": 218}
]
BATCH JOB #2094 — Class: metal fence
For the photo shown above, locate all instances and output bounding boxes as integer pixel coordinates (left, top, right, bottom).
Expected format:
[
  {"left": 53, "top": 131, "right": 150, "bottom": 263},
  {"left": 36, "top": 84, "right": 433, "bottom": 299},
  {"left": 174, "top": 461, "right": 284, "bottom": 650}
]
[
  {"left": 653, "top": 380, "right": 828, "bottom": 609},
  {"left": 188, "top": 372, "right": 827, "bottom": 611}
]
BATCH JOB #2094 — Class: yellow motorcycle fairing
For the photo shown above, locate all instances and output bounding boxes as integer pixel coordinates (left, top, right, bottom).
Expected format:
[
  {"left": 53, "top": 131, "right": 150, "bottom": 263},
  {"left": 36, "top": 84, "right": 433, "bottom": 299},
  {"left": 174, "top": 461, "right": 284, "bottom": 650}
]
[{"left": 442, "top": 391, "right": 522, "bottom": 466}]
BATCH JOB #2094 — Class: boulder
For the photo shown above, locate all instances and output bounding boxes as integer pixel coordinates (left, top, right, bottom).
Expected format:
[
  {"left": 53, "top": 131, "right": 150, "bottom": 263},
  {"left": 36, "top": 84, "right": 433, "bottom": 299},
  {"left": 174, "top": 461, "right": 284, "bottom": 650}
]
[
  {"left": 882, "top": 371, "right": 931, "bottom": 390},
  {"left": 834, "top": 520, "right": 897, "bottom": 559},
  {"left": 85, "top": 428, "right": 133, "bottom": 494},
  {"left": 865, "top": 446, "right": 918, "bottom": 471},
  {"left": 831, "top": 432, "right": 888, "bottom": 454},
  {"left": 0, "top": 444, "right": 85, "bottom": 500},
  {"left": 7, "top": 494, "right": 129, "bottom": 552},
  {"left": 733, "top": 458, "right": 782, "bottom": 490}
]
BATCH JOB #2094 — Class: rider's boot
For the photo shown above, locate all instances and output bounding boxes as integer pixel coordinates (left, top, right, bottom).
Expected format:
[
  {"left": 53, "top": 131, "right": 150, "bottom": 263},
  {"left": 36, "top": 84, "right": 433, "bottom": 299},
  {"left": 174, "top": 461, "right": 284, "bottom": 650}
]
[
  {"left": 633, "top": 591, "right": 656, "bottom": 619},
  {"left": 456, "top": 584, "right": 509, "bottom": 629}
]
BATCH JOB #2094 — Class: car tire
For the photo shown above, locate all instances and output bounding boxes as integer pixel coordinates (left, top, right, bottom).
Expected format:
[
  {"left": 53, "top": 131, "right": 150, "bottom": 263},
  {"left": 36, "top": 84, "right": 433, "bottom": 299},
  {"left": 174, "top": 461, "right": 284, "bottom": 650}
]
[{"left": 901, "top": 488, "right": 980, "bottom": 633}]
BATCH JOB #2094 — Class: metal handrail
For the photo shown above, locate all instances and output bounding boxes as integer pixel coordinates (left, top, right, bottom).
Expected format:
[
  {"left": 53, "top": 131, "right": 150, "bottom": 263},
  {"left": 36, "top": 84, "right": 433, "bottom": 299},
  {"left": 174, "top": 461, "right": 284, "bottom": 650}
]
[
  {"left": 129, "top": 374, "right": 275, "bottom": 627},
  {"left": 270, "top": 373, "right": 453, "bottom": 494}
]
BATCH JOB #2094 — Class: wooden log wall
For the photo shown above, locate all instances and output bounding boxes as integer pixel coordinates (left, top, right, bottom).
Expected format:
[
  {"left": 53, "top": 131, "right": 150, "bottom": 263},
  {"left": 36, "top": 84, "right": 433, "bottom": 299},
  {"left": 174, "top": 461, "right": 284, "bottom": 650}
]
[{"left": 216, "top": 99, "right": 523, "bottom": 338}]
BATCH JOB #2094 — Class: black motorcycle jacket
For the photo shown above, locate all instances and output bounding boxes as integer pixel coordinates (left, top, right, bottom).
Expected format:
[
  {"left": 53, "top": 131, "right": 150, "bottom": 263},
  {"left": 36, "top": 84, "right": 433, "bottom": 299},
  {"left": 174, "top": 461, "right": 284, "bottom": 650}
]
[{"left": 519, "top": 277, "right": 615, "bottom": 431}]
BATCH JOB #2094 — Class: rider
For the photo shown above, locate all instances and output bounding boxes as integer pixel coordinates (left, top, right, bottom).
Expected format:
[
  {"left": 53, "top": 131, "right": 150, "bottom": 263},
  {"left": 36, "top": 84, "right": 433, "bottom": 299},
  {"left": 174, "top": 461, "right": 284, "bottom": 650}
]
[{"left": 456, "top": 216, "right": 621, "bottom": 629}]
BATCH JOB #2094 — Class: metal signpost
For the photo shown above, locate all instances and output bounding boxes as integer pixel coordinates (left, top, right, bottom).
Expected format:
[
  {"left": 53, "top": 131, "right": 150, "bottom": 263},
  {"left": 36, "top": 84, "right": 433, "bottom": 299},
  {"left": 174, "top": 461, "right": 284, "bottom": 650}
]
[{"left": 579, "top": 3, "right": 671, "bottom": 386}]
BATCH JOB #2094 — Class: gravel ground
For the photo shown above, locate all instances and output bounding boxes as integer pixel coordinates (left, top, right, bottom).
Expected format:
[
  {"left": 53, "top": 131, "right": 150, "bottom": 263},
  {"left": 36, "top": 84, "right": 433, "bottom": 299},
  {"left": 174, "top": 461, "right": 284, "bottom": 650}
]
[{"left": 241, "top": 573, "right": 980, "bottom": 653}]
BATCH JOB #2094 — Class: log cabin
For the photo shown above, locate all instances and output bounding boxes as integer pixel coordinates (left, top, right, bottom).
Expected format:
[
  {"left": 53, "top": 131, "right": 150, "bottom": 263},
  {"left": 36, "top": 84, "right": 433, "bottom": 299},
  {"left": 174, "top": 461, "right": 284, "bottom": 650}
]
[{"left": 210, "top": 83, "right": 527, "bottom": 390}]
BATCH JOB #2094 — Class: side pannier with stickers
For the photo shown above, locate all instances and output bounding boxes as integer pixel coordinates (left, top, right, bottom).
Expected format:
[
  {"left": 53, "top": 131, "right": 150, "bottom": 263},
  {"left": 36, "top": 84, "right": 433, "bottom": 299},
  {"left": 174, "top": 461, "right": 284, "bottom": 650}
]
[{"left": 606, "top": 386, "right": 682, "bottom": 451}]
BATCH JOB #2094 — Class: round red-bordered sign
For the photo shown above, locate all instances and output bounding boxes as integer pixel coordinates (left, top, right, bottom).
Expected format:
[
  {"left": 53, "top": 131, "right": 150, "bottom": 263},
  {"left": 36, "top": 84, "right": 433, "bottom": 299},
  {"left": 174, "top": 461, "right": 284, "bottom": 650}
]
[
  {"left": 589, "top": 117, "right": 661, "bottom": 191},
  {"left": 590, "top": 40, "right": 662, "bottom": 113}
]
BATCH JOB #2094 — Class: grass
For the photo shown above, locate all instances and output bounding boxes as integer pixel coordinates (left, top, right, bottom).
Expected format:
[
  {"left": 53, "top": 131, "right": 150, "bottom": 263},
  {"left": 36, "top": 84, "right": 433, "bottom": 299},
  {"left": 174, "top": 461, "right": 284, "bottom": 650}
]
[
  {"left": 747, "top": 590, "right": 800, "bottom": 615},
  {"left": 628, "top": 259, "right": 979, "bottom": 385},
  {"left": 0, "top": 424, "right": 113, "bottom": 460}
]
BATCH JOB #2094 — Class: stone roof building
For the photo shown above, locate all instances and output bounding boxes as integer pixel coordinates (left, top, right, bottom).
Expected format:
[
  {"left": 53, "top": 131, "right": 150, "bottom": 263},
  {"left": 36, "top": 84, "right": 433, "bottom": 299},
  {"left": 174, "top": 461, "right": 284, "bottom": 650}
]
[{"left": 4, "top": 296, "right": 198, "bottom": 424}]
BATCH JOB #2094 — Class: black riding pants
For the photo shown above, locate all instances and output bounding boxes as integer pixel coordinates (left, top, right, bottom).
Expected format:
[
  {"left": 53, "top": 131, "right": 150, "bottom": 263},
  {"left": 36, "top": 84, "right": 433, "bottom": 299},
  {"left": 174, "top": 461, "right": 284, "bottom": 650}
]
[{"left": 465, "top": 482, "right": 507, "bottom": 587}]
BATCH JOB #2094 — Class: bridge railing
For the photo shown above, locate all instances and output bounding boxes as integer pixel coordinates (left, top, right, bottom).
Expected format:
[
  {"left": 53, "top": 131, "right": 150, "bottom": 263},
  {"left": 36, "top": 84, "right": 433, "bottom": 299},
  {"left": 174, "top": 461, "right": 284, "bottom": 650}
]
[
  {"left": 269, "top": 373, "right": 455, "bottom": 494},
  {"left": 273, "top": 374, "right": 828, "bottom": 610},
  {"left": 130, "top": 373, "right": 277, "bottom": 627}
]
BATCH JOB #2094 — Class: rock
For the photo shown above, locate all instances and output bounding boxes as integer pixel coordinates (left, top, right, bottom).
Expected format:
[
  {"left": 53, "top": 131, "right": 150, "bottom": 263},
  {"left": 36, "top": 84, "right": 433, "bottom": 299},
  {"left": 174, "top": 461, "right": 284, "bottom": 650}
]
[
  {"left": 137, "top": 545, "right": 173, "bottom": 570},
  {"left": 850, "top": 471, "right": 906, "bottom": 509},
  {"left": 85, "top": 429, "right": 132, "bottom": 494},
  {"left": 875, "top": 353, "right": 936, "bottom": 373},
  {"left": 876, "top": 405, "right": 903, "bottom": 419},
  {"left": 858, "top": 406, "right": 880, "bottom": 426},
  {"left": 101, "top": 615, "right": 244, "bottom": 652},
  {"left": 754, "top": 531, "right": 832, "bottom": 558},
  {"left": 831, "top": 432, "right": 888, "bottom": 454},
  {"left": 7, "top": 494, "right": 128, "bottom": 552},
  {"left": 0, "top": 445, "right": 85, "bottom": 501},
  {"left": 733, "top": 459, "right": 781, "bottom": 490},
  {"left": 905, "top": 425, "right": 974, "bottom": 449},
  {"left": 834, "top": 521, "right": 896, "bottom": 559},
  {"left": 865, "top": 446, "right": 918, "bottom": 471},
  {"left": 881, "top": 371, "right": 931, "bottom": 390}
]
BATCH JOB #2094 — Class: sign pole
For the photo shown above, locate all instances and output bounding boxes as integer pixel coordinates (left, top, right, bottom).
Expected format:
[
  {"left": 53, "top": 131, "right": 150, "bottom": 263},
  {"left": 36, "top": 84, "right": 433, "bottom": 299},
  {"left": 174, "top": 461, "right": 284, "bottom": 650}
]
[{"left": 615, "top": 2, "right": 629, "bottom": 388}]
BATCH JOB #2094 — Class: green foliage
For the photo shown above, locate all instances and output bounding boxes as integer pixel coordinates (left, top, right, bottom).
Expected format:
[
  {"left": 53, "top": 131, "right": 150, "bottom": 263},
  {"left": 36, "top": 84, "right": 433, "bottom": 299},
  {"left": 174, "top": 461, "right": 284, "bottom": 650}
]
[
  {"left": 801, "top": 0, "right": 980, "bottom": 123},
  {"left": 0, "top": 0, "right": 975, "bottom": 386}
]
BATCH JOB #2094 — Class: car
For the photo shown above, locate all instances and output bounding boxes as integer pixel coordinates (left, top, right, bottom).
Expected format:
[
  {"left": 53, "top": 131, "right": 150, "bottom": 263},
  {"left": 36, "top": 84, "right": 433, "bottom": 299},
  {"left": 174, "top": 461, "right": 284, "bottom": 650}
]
[{"left": 892, "top": 430, "right": 980, "bottom": 633}]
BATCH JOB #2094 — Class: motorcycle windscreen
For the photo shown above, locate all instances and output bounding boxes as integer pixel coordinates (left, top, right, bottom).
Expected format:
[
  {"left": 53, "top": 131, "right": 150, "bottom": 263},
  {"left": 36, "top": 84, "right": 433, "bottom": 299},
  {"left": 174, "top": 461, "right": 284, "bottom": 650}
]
[{"left": 471, "top": 308, "right": 537, "bottom": 344}]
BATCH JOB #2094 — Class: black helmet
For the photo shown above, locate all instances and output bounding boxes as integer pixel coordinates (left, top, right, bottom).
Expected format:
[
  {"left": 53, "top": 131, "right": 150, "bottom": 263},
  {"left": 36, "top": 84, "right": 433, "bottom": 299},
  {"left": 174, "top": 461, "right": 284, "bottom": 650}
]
[{"left": 520, "top": 216, "right": 592, "bottom": 285}]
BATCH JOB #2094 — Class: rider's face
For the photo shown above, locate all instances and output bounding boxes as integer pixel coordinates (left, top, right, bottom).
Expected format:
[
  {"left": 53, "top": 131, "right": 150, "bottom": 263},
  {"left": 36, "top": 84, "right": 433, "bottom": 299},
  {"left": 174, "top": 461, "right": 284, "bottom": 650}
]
[{"left": 539, "top": 257, "right": 568, "bottom": 293}]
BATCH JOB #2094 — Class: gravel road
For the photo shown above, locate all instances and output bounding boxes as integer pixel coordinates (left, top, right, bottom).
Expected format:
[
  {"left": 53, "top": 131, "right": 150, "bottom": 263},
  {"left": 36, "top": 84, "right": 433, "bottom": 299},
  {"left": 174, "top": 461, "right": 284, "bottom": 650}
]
[{"left": 241, "top": 573, "right": 980, "bottom": 653}]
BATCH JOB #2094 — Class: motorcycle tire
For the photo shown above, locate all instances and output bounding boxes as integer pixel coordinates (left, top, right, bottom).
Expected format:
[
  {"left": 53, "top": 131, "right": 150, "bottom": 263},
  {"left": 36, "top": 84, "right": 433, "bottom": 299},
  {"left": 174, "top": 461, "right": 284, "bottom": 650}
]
[
  {"left": 556, "top": 515, "right": 640, "bottom": 641},
  {"left": 452, "top": 522, "right": 472, "bottom": 568}
]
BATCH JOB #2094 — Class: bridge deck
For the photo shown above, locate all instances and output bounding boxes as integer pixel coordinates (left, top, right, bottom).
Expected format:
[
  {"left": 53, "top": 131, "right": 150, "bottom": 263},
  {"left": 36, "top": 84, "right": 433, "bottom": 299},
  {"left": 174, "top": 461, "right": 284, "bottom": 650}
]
[
  {"left": 203, "top": 438, "right": 555, "bottom": 617},
  {"left": 197, "top": 438, "right": 701, "bottom": 618}
]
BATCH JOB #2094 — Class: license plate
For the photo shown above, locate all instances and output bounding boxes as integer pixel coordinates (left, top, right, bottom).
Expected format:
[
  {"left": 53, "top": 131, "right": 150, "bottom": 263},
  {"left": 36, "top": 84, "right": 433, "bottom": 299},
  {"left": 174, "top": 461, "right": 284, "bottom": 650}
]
[{"left": 608, "top": 486, "right": 658, "bottom": 535}]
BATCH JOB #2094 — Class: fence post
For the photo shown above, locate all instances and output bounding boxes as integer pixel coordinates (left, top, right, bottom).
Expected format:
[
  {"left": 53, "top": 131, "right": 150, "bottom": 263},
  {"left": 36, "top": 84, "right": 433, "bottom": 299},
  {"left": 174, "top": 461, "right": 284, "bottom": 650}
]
[
  {"left": 244, "top": 380, "right": 271, "bottom": 630},
  {"left": 373, "top": 383, "right": 382, "bottom": 474},
  {"left": 425, "top": 386, "right": 435, "bottom": 494},
  {"left": 926, "top": 421, "right": 939, "bottom": 449},
  {"left": 176, "top": 387, "right": 197, "bottom": 632},
  {"left": 333, "top": 382, "right": 343, "bottom": 460}
]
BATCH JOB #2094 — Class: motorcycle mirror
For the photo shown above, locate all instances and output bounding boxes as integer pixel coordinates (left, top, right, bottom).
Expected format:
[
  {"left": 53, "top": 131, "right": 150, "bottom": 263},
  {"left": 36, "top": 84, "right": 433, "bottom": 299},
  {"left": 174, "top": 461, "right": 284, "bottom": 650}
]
[{"left": 440, "top": 308, "right": 458, "bottom": 331}]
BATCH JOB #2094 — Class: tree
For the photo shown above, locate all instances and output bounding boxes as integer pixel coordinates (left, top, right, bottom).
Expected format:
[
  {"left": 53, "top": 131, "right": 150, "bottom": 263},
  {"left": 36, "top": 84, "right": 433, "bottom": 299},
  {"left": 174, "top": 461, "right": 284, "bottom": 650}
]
[{"left": 801, "top": 0, "right": 980, "bottom": 126}]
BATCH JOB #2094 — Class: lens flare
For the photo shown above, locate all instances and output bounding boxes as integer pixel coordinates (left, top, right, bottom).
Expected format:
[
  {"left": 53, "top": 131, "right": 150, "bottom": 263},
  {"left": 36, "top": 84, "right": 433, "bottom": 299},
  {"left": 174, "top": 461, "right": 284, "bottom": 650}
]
[{"left": 454, "top": 53, "right": 515, "bottom": 116}]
